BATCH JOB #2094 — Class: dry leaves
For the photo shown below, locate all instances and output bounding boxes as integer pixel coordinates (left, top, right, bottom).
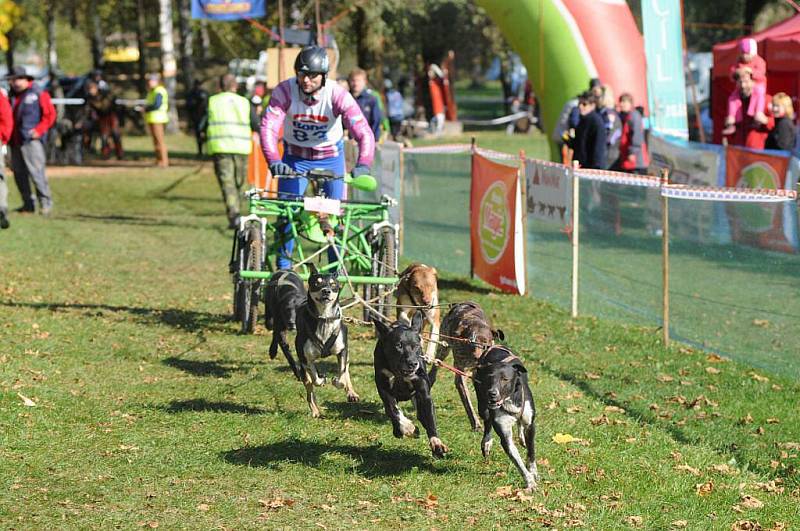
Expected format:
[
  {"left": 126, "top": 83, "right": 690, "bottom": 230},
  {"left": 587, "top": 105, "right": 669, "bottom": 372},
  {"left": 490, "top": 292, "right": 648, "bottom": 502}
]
[
  {"left": 675, "top": 464, "right": 701, "bottom": 476},
  {"left": 259, "top": 496, "right": 296, "bottom": 511},
  {"left": 584, "top": 372, "right": 601, "bottom": 380},
  {"left": 706, "top": 353, "right": 728, "bottom": 363},
  {"left": 626, "top": 515, "right": 643, "bottom": 527},
  {"left": 695, "top": 481, "right": 714, "bottom": 496},
  {"left": 671, "top": 521, "right": 688, "bottom": 528},
  {"left": 752, "top": 319, "right": 770, "bottom": 328},
  {"left": 749, "top": 372, "right": 769, "bottom": 383},
  {"left": 196, "top": 503, "right": 209, "bottom": 512},
  {"left": 709, "top": 464, "right": 737, "bottom": 475},
  {"left": 552, "top": 433, "right": 578, "bottom": 444},
  {"left": 738, "top": 495, "right": 764, "bottom": 510},
  {"left": 705, "top": 367, "right": 721, "bottom": 375},
  {"left": 657, "top": 374, "right": 675, "bottom": 383},
  {"left": 731, "top": 521, "right": 762, "bottom": 531},
  {"left": 17, "top": 393, "right": 36, "bottom": 407}
]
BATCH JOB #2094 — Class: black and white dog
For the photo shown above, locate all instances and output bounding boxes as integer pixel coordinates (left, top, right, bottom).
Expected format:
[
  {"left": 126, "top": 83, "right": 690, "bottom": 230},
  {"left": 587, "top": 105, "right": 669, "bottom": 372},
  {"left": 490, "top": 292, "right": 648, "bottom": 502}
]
[
  {"left": 474, "top": 346, "right": 539, "bottom": 490},
  {"left": 264, "top": 270, "right": 305, "bottom": 381},
  {"left": 295, "top": 264, "right": 358, "bottom": 417},
  {"left": 373, "top": 313, "right": 448, "bottom": 458}
]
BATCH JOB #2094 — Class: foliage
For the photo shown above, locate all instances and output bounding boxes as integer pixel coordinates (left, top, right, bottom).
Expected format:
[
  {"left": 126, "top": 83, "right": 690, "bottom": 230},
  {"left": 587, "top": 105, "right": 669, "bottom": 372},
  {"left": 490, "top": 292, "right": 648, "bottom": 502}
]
[{"left": 0, "top": 0, "right": 21, "bottom": 51}]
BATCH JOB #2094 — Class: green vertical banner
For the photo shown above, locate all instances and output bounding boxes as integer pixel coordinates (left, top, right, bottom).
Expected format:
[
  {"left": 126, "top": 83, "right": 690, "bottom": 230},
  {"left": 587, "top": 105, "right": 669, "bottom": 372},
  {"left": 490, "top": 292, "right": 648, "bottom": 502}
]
[{"left": 642, "top": 0, "right": 689, "bottom": 139}]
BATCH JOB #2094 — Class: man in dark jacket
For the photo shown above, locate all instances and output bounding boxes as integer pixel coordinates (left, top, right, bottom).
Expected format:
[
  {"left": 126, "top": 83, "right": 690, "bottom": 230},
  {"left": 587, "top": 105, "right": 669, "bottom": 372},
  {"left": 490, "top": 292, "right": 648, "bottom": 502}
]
[
  {"left": 615, "top": 93, "right": 649, "bottom": 173},
  {"left": 571, "top": 91, "right": 607, "bottom": 169},
  {"left": 8, "top": 66, "right": 56, "bottom": 215}
]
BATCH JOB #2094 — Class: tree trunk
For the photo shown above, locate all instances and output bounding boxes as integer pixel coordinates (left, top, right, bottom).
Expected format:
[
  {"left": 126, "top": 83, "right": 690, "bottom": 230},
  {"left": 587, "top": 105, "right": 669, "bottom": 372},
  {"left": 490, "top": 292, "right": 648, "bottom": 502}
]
[
  {"left": 199, "top": 19, "right": 210, "bottom": 61},
  {"left": 136, "top": 0, "right": 148, "bottom": 94},
  {"left": 176, "top": 0, "right": 194, "bottom": 95},
  {"left": 5, "top": 31, "right": 14, "bottom": 72},
  {"left": 46, "top": 0, "right": 58, "bottom": 75},
  {"left": 91, "top": 9, "right": 105, "bottom": 70},
  {"left": 158, "top": 0, "right": 180, "bottom": 133},
  {"left": 743, "top": 0, "right": 769, "bottom": 33},
  {"left": 353, "top": 7, "right": 369, "bottom": 69}
]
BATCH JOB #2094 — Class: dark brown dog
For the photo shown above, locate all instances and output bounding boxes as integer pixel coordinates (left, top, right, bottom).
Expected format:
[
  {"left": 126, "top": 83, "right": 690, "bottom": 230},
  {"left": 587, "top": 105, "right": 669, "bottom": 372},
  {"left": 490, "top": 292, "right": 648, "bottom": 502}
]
[
  {"left": 395, "top": 263, "right": 440, "bottom": 361},
  {"left": 429, "top": 301, "right": 503, "bottom": 431}
]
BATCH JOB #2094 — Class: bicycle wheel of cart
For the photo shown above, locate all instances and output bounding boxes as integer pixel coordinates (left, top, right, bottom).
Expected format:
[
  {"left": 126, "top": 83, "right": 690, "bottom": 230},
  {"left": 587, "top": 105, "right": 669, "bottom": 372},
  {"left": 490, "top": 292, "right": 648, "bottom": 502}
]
[
  {"left": 231, "top": 229, "right": 242, "bottom": 322},
  {"left": 237, "top": 223, "right": 263, "bottom": 334},
  {"left": 365, "top": 226, "right": 397, "bottom": 321}
]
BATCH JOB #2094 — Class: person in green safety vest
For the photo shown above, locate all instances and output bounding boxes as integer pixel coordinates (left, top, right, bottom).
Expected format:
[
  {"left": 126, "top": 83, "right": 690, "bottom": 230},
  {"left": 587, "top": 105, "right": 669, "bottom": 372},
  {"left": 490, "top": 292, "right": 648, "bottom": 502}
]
[
  {"left": 141, "top": 73, "right": 170, "bottom": 167},
  {"left": 201, "top": 73, "right": 259, "bottom": 229}
]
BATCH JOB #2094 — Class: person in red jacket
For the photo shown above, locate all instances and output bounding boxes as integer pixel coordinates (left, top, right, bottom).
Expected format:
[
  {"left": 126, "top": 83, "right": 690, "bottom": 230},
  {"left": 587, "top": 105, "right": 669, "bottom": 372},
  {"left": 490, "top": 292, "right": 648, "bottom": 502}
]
[
  {"left": 724, "top": 72, "right": 772, "bottom": 150},
  {"left": 0, "top": 88, "right": 14, "bottom": 229},
  {"left": 7, "top": 66, "right": 56, "bottom": 215},
  {"left": 615, "top": 93, "right": 649, "bottom": 174}
]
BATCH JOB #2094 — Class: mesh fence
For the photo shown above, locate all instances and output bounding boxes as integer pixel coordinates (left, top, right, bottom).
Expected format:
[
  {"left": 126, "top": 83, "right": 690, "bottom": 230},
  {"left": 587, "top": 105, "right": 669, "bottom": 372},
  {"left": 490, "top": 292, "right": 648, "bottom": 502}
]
[
  {"left": 401, "top": 150, "right": 472, "bottom": 276},
  {"left": 390, "top": 144, "right": 799, "bottom": 379}
]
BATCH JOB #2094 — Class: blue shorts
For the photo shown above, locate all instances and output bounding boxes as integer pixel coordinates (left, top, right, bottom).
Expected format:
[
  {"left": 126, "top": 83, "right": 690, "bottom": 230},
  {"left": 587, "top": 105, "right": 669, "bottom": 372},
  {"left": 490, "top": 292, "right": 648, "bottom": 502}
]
[{"left": 278, "top": 144, "right": 346, "bottom": 200}]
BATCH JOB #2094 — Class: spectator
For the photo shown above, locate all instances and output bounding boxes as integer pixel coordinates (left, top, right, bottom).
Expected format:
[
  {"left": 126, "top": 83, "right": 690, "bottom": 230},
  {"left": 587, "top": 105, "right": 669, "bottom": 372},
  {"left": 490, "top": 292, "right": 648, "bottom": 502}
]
[
  {"left": 8, "top": 66, "right": 56, "bottom": 216},
  {"left": 600, "top": 84, "right": 621, "bottom": 169},
  {"left": 85, "top": 80, "right": 123, "bottom": 159},
  {"left": 203, "top": 73, "right": 259, "bottom": 229},
  {"left": 765, "top": 92, "right": 796, "bottom": 151},
  {"left": 724, "top": 72, "right": 771, "bottom": 150},
  {"left": 427, "top": 64, "right": 446, "bottom": 133},
  {"left": 186, "top": 79, "right": 209, "bottom": 158},
  {"left": 385, "top": 79, "right": 405, "bottom": 140},
  {"left": 349, "top": 68, "right": 383, "bottom": 141},
  {"left": 723, "top": 38, "right": 767, "bottom": 136},
  {"left": 141, "top": 73, "right": 169, "bottom": 168},
  {"left": 615, "top": 93, "right": 650, "bottom": 173},
  {"left": 570, "top": 91, "right": 607, "bottom": 169},
  {"left": 553, "top": 95, "right": 579, "bottom": 161},
  {"left": 0, "top": 88, "right": 13, "bottom": 229}
]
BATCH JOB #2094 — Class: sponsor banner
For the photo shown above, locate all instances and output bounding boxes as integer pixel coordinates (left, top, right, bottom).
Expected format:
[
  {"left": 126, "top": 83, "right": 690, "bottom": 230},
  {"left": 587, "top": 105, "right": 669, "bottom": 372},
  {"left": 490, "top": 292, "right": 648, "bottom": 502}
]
[
  {"left": 648, "top": 133, "right": 729, "bottom": 243},
  {"left": 191, "top": 0, "right": 265, "bottom": 20},
  {"left": 642, "top": 0, "right": 689, "bottom": 139},
  {"left": 725, "top": 146, "right": 797, "bottom": 253},
  {"left": 470, "top": 153, "right": 526, "bottom": 295},
  {"left": 526, "top": 160, "right": 571, "bottom": 225}
]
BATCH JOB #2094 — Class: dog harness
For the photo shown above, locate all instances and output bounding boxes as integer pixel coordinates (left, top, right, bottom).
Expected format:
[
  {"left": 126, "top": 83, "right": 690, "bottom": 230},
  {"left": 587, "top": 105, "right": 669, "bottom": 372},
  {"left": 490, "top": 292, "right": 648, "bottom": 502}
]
[
  {"left": 474, "top": 345, "right": 519, "bottom": 370},
  {"left": 297, "top": 302, "right": 342, "bottom": 358}
]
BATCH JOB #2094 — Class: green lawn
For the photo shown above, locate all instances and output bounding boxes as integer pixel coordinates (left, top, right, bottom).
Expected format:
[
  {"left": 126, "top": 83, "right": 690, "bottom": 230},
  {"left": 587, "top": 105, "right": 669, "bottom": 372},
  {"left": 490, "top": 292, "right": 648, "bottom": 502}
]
[{"left": 1, "top": 134, "right": 798, "bottom": 528}]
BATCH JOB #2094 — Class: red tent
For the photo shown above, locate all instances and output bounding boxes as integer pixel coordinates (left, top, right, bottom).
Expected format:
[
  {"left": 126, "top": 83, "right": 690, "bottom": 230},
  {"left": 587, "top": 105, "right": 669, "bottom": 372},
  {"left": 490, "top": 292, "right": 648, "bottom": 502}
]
[{"left": 712, "top": 15, "right": 800, "bottom": 144}]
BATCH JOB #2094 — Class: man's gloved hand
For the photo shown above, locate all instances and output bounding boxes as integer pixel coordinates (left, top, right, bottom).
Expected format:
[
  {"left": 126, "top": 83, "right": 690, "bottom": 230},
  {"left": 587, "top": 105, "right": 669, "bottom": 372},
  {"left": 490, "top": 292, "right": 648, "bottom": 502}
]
[
  {"left": 269, "top": 162, "right": 294, "bottom": 177},
  {"left": 351, "top": 164, "right": 371, "bottom": 178}
]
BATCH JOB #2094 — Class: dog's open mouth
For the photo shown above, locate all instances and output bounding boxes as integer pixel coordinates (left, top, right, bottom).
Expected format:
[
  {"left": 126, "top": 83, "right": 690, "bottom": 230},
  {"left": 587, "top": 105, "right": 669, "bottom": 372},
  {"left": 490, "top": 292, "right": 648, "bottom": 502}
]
[{"left": 488, "top": 399, "right": 503, "bottom": 410}]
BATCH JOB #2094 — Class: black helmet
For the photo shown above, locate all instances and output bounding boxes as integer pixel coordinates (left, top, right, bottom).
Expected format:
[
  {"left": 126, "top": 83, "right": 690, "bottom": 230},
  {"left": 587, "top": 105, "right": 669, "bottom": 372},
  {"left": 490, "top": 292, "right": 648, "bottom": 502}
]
[{"left": 294, "top": 45, "right": 329, "bottom": 75}]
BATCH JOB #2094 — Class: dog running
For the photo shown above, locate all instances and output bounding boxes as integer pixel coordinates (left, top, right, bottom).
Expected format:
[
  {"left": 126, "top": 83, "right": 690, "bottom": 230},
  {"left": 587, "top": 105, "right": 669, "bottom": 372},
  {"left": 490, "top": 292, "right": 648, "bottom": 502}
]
[
  {"left": 430, "top": 301, "right": 503, "bottom": 430},
  {"left": 264, "top": 270, "right": 305, "bottom": 381},
  {"left": 294, "top": 264, "right": 359, "bottom": 417},
  {"left": 395, "top": 263, "right": 440, "bottom": 361},
  {"left": 373, "top": 312, "right": 448, "bottom": 458},
  {"left": 474, "top": 345, "right": 539, "bottom": 490}
]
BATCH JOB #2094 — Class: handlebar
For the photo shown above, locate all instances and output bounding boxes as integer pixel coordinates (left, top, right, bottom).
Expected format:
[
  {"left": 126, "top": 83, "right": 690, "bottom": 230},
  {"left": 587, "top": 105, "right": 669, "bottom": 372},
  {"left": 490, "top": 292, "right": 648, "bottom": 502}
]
[{"left": 272, "top": 169, "right": 377, "bottom": 192}]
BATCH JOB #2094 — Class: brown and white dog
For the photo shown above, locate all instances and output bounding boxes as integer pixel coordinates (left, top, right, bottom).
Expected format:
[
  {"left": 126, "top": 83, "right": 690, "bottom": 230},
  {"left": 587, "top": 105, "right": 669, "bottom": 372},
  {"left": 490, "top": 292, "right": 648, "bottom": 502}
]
[
  {"left": 395, "top": 263, "right": 440, "bottom": 362},
  {"left": 429, "top": 301, "right": 503, "bottom": 431}
]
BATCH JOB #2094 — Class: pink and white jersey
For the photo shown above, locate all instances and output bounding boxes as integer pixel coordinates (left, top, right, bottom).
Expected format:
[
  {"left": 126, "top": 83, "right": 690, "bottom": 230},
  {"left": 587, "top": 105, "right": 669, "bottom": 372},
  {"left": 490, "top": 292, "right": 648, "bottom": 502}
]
[{"left": 261, "top": 78, "right": 375, "bottom": 167}]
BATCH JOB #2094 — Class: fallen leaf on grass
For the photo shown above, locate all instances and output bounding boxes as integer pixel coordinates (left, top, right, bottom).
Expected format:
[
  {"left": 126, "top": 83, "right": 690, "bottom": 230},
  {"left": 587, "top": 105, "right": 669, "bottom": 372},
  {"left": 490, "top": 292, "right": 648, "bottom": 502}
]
[
  {"left": 695, "top": 481, "right": 714, "bottom": 496},
  {"left": 777, "top": 442, "right": 800, "bottom": 450},
  {"left": 626, "top": 515, "right": 643, "bottom": 527},
  {"left": 749, "top": 372, "right": 769, "bottom": 383},
  {"left": 753, "top": 481, "right": 784, "bottom": 494},
  {"left": 739, "top": 495, "right": 764, "bottom": 510},
  {"left": 140, "top": 522, "right": 159, "bottom": 529},
  {"left": 604, "top": 405, "right": 625, "bottom": 414},
  {"left": 739, "top": 414, "right": 754, "bottom": 425},
  {"left": 491, "top": 486, "right": 513, "bottom": 498},
  {"left": 709, "top": 464, "right": 737, "bottom": 475},
  {"left": 196, "top": 503, "right": 209, "bottom": 512},
  {"left": 566, "top": 406, "right": 582, "bottom": 414},
  {"left": 706, "top": 353, "right": 728, "bottom": 363},
  {"left": 675, "top": 464, "right": 701, "bottom": 476},
  {"left": 584, "top": 372, "right": 601, "bottom": 380},
  {"left": 766, "top": 418, "right": 779, "bottom": 424},
  {"left": 259, "top": 496, "right": 296, "bottom": 510},
  {"left": 17, "top": 393, "right": 36, "bottom": 407},
  {"left": 417, "top": 493, "right": 438, "bottom": 509},
  {"left": 752, "top": 319, "right": 769, "bottom": 328},
  {"left": 657, "top": 374, "right": 675, "bottom": 383},
  {"left": 705, "top": 367, "right": 721, "bottom": 374},
  {"left": 552, "top": 433, "right": 580, "bottom": 444},
  {"left": 671, "top": 521, "right": 688, "bottom": 528},
  {"left": 731, "top": 520, "right": 762, "bottom": 530}
]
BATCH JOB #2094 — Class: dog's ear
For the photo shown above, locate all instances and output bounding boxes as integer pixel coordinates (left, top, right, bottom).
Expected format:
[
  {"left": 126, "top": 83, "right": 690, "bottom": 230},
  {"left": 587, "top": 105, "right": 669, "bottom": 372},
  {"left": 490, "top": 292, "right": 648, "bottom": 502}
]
[
  {"left": 373, "top": 317, "right": 391, "bottom": 339},
  {"left": 308, "top": 263, "right": 319, "bottom": 276},
  {"left": 492, "top": 329, "right": 505, "bottom": 342},
  {"left": 410, "top": 311, "right": 424, "bottom": 334},
  {"left": 512, "top": 361, "right": 527, "bottom": 374}
]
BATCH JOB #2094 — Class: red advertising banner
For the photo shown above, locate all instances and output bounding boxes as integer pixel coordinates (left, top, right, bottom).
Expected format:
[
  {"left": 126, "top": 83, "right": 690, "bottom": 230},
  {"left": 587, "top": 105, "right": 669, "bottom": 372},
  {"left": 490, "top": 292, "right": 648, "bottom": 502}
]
[
  {"left": 725, "top": 146, "right": 794, "bottom": 253},
  {"left": 470, "top": 153, "right": 526, "bottom": 295}
]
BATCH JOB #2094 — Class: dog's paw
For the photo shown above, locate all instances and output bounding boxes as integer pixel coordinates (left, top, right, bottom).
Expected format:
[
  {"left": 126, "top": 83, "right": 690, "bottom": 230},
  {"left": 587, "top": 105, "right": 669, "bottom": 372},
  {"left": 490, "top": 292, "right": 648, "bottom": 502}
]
[
  {"left": 310, "top": 406, "right": 322, "bottom": 418},
  {"left": 268, "top": 348, "right": 278, "bottom": 360},
  {"left": 314, "top": 375, "right": 327, "bottom": 386},
  {"left": 332, "top": 376, "right": 345, "bottom": 389},
  {"left": 429, "top": 437, "right": 448, "bottom": 458},
  {"left": 347, "top": 392, "right": 360, "bottom": 403},
  {"left": 529, "top": 462, "right": 540, "bottom": 482},
  {"left": 481, "top": 438, "right": 493, "bottom": 458},
  {"left": 399, "top": 417, "right": 418, "bottom": 438}
]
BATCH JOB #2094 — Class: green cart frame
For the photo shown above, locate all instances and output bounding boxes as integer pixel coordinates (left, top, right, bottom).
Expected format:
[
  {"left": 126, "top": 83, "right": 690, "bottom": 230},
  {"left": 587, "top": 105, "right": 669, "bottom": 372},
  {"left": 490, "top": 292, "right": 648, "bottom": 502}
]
[{"left": 229, "top": 171, "right": 399, "bottom": 333}]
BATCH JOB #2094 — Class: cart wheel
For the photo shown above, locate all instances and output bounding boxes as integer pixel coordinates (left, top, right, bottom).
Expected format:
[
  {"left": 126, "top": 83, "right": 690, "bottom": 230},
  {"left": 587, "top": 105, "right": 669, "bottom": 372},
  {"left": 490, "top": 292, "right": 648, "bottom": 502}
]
[
  {"left": 230, "top": 228, "right": 243, "bottom": 322},
  {"left": 364, "top": 226, "right": 397, "bottom": 322},
  {"left": 237, "top": 223, "right": 263, "bottom": 334}
]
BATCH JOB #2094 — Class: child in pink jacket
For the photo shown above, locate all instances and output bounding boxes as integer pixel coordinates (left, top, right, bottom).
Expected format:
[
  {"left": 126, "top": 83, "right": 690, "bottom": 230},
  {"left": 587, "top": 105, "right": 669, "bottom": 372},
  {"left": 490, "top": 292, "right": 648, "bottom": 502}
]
[{"left": 723, "top": 38, "right": 768, "bottom": 135}]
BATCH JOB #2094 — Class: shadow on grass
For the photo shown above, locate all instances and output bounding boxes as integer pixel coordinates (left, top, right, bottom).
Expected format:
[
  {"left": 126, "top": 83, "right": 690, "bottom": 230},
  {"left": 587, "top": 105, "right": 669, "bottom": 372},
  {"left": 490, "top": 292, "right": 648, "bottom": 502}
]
[
  {"left": 437, "top": 277, "right": 493, "bottom": 295},
  {"left": 1, "top": 301, "right": 233, "bottom": 334},
  {"left": 325, "top": 400, "right": 385, "bottom": 424},
  {"left": 161, "top": 398, "right": 267, "bottom": 415},
  {"left": 221, "top": 437, "right": 452, "bottom": 478},
  {"left": 64, "top": 213, "right": 220, "bottom": 230},
  {"left": 537, "top": 359, "right": 794, "bottom": 481},
  {"left": 162, "top": 356, "right": 259, "bottom": 378}
]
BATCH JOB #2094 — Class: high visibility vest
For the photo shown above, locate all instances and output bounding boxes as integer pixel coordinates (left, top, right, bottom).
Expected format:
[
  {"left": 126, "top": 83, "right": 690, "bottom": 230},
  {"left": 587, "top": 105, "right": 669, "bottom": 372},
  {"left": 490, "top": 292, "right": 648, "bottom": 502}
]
[
  {"left": 145, "top": 86, "right": 169, "bottom": 124},
  {"left": 206, "top": 91, "right": 253, "bottom": 155}
]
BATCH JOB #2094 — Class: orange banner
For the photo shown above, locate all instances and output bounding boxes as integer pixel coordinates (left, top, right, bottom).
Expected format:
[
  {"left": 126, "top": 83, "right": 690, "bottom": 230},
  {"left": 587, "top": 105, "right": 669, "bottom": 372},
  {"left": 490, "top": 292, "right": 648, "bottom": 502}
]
[
  {"left": 470, "top": 153, "right": 526, "bottom": 295},
  {"left": 725, "top": 146, "right": 794, "bottom": 253}
]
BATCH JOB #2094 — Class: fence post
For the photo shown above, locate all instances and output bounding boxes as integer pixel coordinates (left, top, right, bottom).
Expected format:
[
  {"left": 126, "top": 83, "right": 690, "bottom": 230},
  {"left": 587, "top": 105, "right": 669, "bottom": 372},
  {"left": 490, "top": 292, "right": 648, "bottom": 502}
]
[
  {"left": 661, "top": 168, "right": 671, "bottom": 347},
  {"left": 571, "top": 160, "right": 580, "bottom": 318},
  {"left": 519, "top": 149, "right": 528, "bottom": 295},
  {"left": 470, "top": 137, "right": 476, "bottom": 280}
]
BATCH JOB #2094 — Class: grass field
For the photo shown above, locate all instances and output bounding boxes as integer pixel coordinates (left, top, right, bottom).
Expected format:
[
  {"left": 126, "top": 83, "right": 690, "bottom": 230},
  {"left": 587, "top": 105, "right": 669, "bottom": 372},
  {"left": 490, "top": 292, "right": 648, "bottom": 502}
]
[{"left": 1, "top": 134, "right": 799, "bottom": 529}]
